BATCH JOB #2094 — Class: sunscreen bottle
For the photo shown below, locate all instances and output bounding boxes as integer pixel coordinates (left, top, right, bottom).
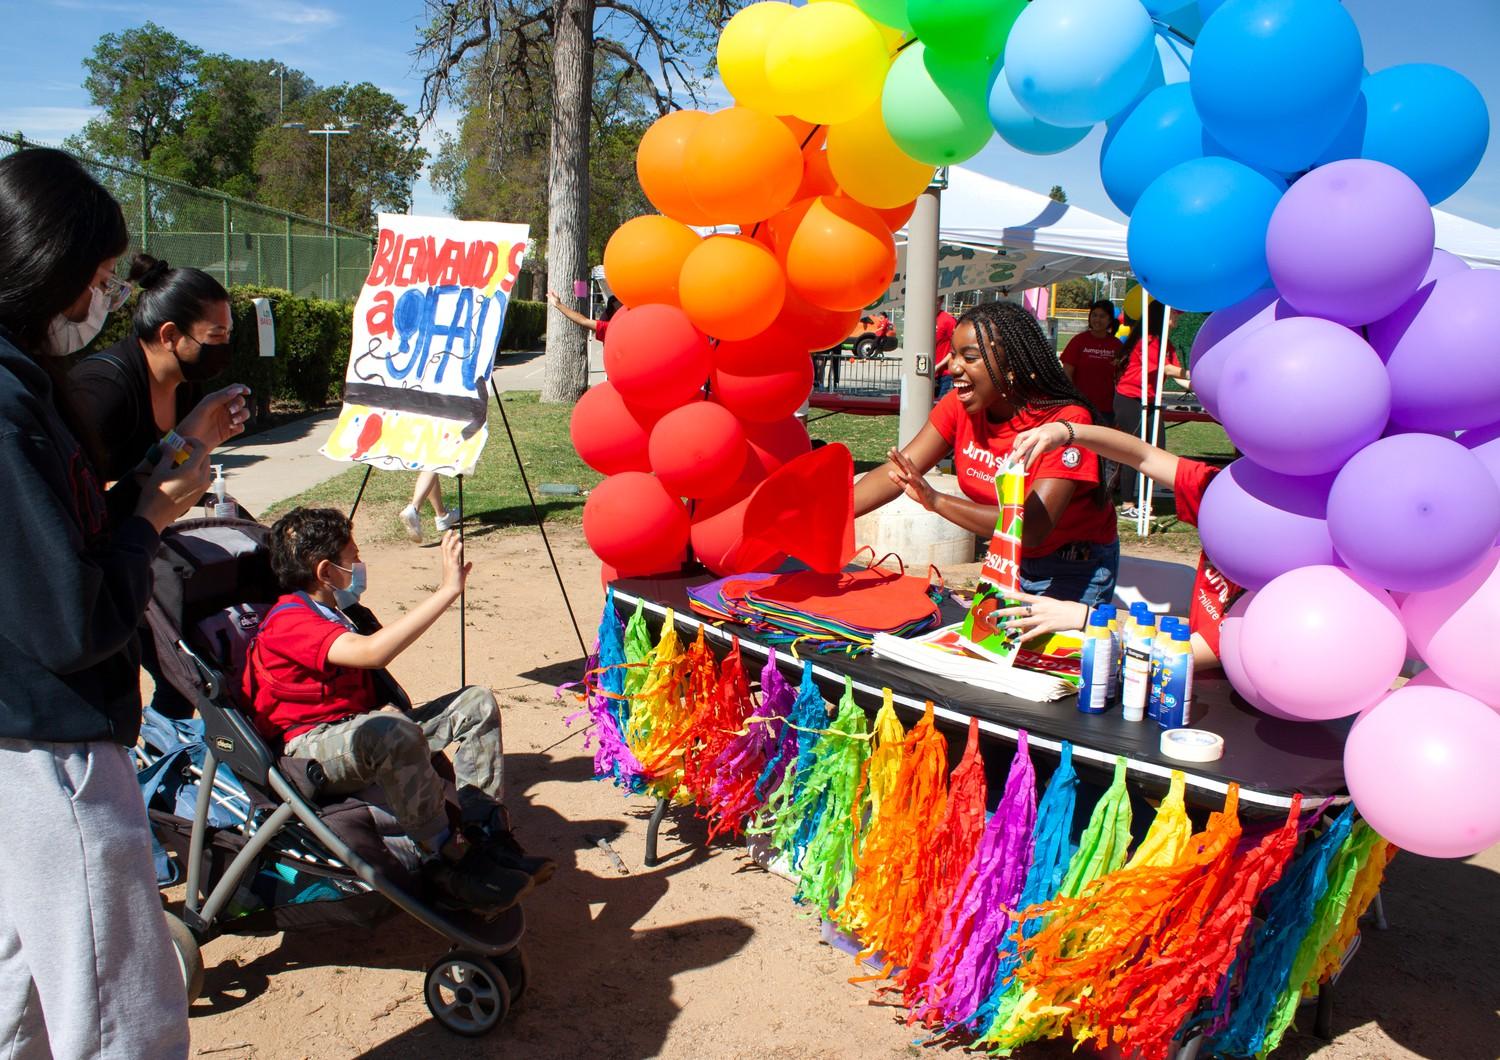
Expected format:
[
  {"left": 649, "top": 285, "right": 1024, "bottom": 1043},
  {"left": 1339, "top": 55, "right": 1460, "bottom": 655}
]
[
  {"left": 1149, "top": 617, "right": 1180, "bottom": 721},
  {"left": 1121, "top": 611, "right": 1156, "bottom": 722},
  {"left": 1157, "top": 626, "right": 1196, "bottom": 729},
  {"left": 1078, "top": 609, "right": 1115, "bottom": 715}
]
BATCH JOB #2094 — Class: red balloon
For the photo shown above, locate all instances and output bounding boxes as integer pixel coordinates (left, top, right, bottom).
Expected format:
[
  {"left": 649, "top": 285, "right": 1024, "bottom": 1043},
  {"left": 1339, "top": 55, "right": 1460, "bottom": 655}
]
[
  {"left": 713, "top": 321, "right": 812, "bottom": 376},
  {"left": 713, "top": 359, "right": 815, "bottom": 423},
  {"left": 648, "top": 403, "right": 748, "bottom": 499},
  {"left": 583, "top": 472, "right": 690, "bottom": 576},
  {"left": 603, "top": 304, "right": 711, "bottom": 412},
  {"left": 570, "top": 381, "right": 658, "bottom": 475},
  {"left": 744, "top": 415, "right": 812, "bottom": 470},
  {"left": 600, "top": 561, "right": 620, "bottom": 589},
  {"left": 691, "top": 493, "right": 756, "bottom": 576},
  {"left": 775, "top": 286, "right": 862, "bottom": 352}
]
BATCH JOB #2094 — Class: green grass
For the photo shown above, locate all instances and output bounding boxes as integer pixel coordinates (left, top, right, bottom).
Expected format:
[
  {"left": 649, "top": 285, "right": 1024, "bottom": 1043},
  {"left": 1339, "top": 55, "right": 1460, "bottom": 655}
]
[{"left": 275, "top": 390, "right": 1234, "bottom": 552}]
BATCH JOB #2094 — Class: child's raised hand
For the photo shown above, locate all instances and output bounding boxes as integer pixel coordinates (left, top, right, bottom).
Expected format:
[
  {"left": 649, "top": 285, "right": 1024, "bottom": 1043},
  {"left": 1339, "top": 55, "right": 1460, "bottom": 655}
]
[
  {"left": 1010, "top": 422, "right": 1070, "bottom": 469},
  {"left": 440, "top": 529, "right": 471, "bottom": 595}
]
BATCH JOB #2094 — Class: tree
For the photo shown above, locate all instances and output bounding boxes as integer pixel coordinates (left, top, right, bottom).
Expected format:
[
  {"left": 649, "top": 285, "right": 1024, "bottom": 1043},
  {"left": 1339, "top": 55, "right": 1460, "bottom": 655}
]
[
  {"left": 254, "top": 83, "right": 428, "bottom": 230},
  {"left": 1049, "top": 185, "right": 1068, "bottom": 203},
  {"left": 80, "top": 22, "right": 202, "bottom": 165},
  {"left": 415, "top": 0, "right": 742, "bottom": 404},
  {"left": 1054, "top": 277, "right": 1096, "bottom": 309}
]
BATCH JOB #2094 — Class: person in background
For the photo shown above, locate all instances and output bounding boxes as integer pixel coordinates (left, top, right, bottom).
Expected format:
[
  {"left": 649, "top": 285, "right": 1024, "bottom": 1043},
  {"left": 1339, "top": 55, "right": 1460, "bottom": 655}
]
[
  {"left": 400, "top": 471, "right": 461, "bottom": 544},
  {"left": 855, "top": 300, "right": 1119, "bottom": 605},
  {"left": 1059, "top": 299, "right": 1122, "bottom": 426},
  {"left": 1115, "top": 300, "right": 1189, "bottom": 518},
  {"left": 69, "top": 254, "right": 250, "bottom": 485},
  {"left": 547, "top": 288, "right": 621, "bottom": 342},
  {"left": 1005, "top": 420, "right": 1239, "bottom": 668},
  {"left": 0, "top": 146, "right": 211, "bottom": 1059},
  {"left": 933, "top": 295, "right": 959, "bottom": 399}
]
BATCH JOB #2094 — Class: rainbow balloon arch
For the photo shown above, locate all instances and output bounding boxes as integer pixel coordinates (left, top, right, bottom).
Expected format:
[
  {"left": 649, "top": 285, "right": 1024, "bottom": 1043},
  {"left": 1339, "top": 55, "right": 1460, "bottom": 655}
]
[
  {"left": 568, "top": 591, "right": 1393, "bottom": 1059},
  {"left": 572, "top": 0, "right": 1500, "bottom": 864}
]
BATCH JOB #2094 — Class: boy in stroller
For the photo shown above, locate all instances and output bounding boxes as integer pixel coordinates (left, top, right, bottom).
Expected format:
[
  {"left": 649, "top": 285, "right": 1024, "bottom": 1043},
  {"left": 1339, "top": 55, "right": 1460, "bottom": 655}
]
[{"left": 244, "top": 507, "right": 552, "bottom": 914}]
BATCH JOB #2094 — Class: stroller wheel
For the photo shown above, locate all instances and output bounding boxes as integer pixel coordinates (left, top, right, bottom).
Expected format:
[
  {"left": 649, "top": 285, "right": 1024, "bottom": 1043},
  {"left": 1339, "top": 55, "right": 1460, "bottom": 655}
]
[
  {"left": 425, "top": 951, "right": 511, "bottom": 1037},
  {"left": 497, "top": 946, "right": 529, "bottom": 1006},
  {"left": 164, "top": 911, "right": 204, "bottom": 1003}
]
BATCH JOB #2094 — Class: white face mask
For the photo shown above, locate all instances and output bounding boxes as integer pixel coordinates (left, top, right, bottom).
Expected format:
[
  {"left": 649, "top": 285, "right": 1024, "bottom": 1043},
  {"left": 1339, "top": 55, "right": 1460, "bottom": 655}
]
[{"left": 47, "top": 286, "right": 110, "bottom": 357}]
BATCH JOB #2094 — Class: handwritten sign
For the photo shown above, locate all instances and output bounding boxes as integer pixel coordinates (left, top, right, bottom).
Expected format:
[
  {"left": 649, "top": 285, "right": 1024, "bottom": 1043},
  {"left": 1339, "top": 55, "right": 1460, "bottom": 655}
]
[{"left": 321, "top": 213, "right": 529, "bottom": 475}]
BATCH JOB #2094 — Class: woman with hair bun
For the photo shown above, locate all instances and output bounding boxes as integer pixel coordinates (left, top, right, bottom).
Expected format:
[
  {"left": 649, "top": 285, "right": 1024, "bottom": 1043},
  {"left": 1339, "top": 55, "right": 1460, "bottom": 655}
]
[{"left": 69, "top": 253, "right": 250, "bottom": 484}]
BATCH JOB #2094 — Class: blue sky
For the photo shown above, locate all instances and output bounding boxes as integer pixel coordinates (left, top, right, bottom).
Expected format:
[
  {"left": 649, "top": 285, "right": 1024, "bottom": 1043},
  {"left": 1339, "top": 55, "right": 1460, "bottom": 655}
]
[{"left": 2, "top": 0, "right": 1497, "bottom": 226}]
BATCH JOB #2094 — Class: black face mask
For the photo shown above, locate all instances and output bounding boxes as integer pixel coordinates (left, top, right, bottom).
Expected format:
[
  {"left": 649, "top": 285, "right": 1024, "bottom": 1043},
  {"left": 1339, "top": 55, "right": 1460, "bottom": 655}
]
[{"left": 178, "top": 339, "right": 233, "bottom": 382}]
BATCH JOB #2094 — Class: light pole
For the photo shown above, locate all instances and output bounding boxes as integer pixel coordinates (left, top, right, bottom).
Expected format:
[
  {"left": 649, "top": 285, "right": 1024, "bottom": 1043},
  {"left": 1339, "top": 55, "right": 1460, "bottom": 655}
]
[{"left": 280, "top": 121, "right": 360, "bottom": 229}]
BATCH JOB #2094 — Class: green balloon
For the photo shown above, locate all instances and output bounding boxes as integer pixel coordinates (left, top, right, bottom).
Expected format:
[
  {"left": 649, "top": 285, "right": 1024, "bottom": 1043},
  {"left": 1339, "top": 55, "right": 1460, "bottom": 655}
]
[
  {"left": 855, "top": 0, "right": 912, "bottom": 34},
  {"left": 908, "top": 0, "right": 1025, "bottom": 62},
  {"left": 882, "top": 43, "right": 994, "bottom": 166}
]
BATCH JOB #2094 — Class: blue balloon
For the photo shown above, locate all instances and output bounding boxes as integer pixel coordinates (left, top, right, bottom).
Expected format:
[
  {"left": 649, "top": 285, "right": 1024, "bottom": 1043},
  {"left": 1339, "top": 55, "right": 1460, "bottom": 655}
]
[
  {"left": 1003, "top": 0, "right": 1157, "bottom": 128},
  {"left": 1197, "top": 0, "right": 1231, "bottom": 18},
  {"left": 988, "top": 65, "right": 1092, "bottom": 155},
  {"left": 1127, "top": 157, "right": 1284, "bottom": 312},
  {"left": 1191, "top": 0, "right": 1364, "bottom": 173},
  {"left": 1101, "top": 84, "right": 1206, "bottom": 215},
  {"left": 1317, "top": 64, "right": 1489, "bottom": 205}
]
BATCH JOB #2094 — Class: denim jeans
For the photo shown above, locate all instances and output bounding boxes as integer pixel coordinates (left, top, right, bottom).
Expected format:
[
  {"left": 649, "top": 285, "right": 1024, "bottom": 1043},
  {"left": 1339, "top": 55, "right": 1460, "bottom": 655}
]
[{"left": 1019, "top": 539, "right": 1120, "bottom": 606}]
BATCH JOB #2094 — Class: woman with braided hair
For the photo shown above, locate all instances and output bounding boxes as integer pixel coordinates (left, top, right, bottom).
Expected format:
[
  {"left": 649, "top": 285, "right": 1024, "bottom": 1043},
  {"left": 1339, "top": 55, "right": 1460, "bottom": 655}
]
[{"left": 854, "top": 299, "right": 1119, "bottom": 606}]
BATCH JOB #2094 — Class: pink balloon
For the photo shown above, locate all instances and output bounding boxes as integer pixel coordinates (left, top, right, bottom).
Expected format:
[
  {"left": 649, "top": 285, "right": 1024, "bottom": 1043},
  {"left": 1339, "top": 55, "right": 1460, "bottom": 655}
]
[
  {"left": 1219, "top": 591, "right": 1307, "bottom": 720},
  {"left": 1345, "top": 685, "right": 1500, "bottom": 858},
  {"left": 1401, "top": 547, "right": 1500, "bottom": 704},
  {"left": 1240, "top": 565, "right": 1406, "bottom": 720}
]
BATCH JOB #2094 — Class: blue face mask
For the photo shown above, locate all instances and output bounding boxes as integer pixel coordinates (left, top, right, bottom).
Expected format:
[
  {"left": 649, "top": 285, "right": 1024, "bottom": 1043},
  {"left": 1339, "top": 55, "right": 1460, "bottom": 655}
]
[{"left": 330, "top": 560, "right": 367, "bottom": 609}]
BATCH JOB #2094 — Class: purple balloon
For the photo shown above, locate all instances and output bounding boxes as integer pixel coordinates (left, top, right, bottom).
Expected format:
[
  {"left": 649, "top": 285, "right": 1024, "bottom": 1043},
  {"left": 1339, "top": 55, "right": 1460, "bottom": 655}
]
[
  {"left": 1266, "top": 159, "right": 1435, "bottom": 325},
  {"left": 1218, "top": 316, "right": 1390, "bottom": 476},
  {"left": 1424, "top": 247, "right": 1470, "bottom": 283},
  {"left": 1198, "top": 459, "right": 1337, "bottom": 590},
  {"left": 1368, "top": 269, "right": 1500, "bottom": 433},
  {"left": 1328, "top": 433, "right": 1500, "bottom": 592},
  {"left": 1190, "top": 291, "right": 1300, "bottom": 420},
  {"left": 1460, "top": 422, "right": 1500, "bottom": 515}
]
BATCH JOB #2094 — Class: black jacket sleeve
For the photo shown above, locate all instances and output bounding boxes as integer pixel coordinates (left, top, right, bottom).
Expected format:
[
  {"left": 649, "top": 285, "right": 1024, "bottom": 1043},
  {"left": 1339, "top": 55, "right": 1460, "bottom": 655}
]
[
  {"left": 0, "top": 427, "right": 159, "bottom": 674},
  {"left": 68, "top": 353, "right": 144, "bottom": 481}
]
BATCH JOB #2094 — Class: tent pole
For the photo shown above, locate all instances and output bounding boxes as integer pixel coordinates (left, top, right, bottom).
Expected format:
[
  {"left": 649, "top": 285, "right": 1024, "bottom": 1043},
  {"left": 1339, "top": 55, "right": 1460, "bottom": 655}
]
[
  {"left": 1137, "top": 290, "right": 1151, "bottom": 537},
  {"left": 898, "top": 178, "right": 942, "bottom": 448},
  {"left": 1144, "top": 304, "right": 1172, "bottom": 537}
]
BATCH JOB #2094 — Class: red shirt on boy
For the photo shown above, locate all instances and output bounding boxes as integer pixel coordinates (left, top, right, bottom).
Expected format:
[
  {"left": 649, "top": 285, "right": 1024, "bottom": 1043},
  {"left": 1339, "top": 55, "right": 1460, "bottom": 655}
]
[{"left": 244, "top": 595, "right": 376, "bottom": 742}]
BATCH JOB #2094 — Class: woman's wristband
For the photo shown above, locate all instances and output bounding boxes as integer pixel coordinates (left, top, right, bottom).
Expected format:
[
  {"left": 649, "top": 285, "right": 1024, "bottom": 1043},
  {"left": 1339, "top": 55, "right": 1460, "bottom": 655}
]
[{"left": 1061, "top": 420, "right": 1076, "bottom": 446}]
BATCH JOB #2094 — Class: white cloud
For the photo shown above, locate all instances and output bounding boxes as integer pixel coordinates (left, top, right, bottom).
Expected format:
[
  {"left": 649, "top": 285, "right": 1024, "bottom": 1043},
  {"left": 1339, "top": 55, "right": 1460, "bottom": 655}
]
[{"left": 0, "top": 105, "right": 100, "bottom": 143}]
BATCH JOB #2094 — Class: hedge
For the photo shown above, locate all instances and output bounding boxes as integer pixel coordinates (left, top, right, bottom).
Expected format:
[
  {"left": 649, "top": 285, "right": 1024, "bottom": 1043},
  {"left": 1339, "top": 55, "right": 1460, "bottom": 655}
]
[{"left": 85, "top": 287, "right": 547, "bottom": 415}]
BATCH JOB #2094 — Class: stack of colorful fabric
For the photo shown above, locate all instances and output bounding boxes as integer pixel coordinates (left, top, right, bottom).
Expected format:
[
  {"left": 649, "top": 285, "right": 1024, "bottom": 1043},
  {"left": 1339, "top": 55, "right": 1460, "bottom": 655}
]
[{"left": 687, "top": 564, "right": 944, "bottom": 653}]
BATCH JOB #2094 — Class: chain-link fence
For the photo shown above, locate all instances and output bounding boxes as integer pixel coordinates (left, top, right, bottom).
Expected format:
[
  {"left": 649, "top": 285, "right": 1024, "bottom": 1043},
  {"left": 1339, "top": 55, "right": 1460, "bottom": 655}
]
[{"left": 0, "top": 133, "right": 373, "bottom": 302}]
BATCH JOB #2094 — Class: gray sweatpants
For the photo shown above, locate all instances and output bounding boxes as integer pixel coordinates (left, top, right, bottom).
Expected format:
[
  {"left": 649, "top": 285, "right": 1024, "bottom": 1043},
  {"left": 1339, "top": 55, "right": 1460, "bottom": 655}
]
[
  {"left": 286, "top": 686, "right": 505, "bottom": 850},
  {"left": 0, "top": 739, "right": 189, "bottom": 1059}
]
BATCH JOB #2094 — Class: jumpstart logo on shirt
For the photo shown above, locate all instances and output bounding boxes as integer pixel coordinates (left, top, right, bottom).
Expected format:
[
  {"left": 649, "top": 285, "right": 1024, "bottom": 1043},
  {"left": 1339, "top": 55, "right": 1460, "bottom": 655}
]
[{"left": 962, "top": 440, "right": 998, "bottom": 487}]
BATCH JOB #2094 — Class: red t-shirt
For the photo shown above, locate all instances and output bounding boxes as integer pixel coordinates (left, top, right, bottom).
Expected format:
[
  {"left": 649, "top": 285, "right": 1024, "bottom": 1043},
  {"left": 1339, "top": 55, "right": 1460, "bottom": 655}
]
[
  {"left": 1060, "top": 331, "right": 1124, "bottom": 414},
  {"left": 935, "top": 311, "right": 958, "bottom": 361},
  {"left": 1172, "top": 459, "right": 1241, "bottom": 660},
  {"left": 1116, "top": 335, "right": 1179, "bottom": 401},
  {"left": 929, "top": 394, "right": 1117, "bottom": 558},
  {"left": 245, "top": 594, "right": 377, "bottom": 742},
  {"left": 594, "top": 318, "right": 610, "bottom": 341}
]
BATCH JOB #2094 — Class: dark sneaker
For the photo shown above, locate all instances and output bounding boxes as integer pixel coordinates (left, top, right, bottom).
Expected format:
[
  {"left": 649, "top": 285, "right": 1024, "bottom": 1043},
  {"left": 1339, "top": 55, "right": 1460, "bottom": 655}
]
[
  {"left": 465, "top": 822, "right": 557, "bottom": 885},
  {"left": 424, "top": 850, "right": 535, "bottom": 913}
]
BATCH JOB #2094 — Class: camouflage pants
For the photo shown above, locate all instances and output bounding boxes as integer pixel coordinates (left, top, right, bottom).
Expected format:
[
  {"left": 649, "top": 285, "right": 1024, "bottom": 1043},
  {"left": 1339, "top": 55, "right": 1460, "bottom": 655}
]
[{"left": 285, "top": 686, "right": 504, "bottom": 850}]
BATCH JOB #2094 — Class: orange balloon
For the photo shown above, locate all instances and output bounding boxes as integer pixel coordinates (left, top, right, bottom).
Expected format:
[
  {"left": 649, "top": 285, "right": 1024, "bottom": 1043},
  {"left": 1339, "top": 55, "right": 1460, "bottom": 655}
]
[
  {"left": 764, "top": 197, "right": 813, "bottom": 259},
  {"left": 602, "top": 215, "right": 702, "bottom": 308},
  {"left": 797, "top": 148, "right": 840, "bottom": 201},
  {"left": 679, "top": 234, "right": 787, "bottom": 341},
  {"left": 781, "top": 115, "right": 828, "bottom": 152},
  {"left": 637, "top": 110, "right": 716, "bottom": 225},
  {"left": 784, "top": 195, "right": 897, "bottom": 312},
  {"left": 866, "top": 197, "right": 917, "bottom": 231},
  {"left": 776, "top": 286, "right": 862, "bottom": 351},
  {"left": 683, "top": 107, "right": 803, "bottom": 225}
]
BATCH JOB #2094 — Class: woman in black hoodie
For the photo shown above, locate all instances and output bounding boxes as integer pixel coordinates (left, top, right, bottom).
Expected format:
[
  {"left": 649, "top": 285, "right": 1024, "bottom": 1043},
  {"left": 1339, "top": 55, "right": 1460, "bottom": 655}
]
[{"left": 0, "top": 148, "right": 211, "bottom": 1059}]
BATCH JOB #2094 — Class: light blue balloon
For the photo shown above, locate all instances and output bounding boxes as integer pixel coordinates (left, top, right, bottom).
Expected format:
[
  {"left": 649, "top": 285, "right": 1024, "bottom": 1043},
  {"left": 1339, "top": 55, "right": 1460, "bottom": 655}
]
[
  {"left": 1101, "top": 85, "right": 1206, "bottom": 215},
  {"left": 988, "top": 65, "right": 1092, "bottom": 155},
  {"left": 1126, "top": 156, "right": 1284, "bottom": 312},
  {"left": 1317, "top": 64, "right": 1489, "bottom": 205},
  {"left": 1003, "top": 0, "right": 1157, "bottom": 128},
  {"left": 1191, "top": 0, "right": 1364, "bottom": 173},
  {"left": 1197, "top": 0, "right": 1231, "bottom": 18}
]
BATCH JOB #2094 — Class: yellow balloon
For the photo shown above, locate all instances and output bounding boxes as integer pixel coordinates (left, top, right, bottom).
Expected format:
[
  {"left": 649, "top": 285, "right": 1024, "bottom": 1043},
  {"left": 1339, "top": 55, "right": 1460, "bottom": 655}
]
[
  {"left": 1123, "top": 284, "right": 1148, "bottom": 321},
  {"left": 718, "top": 2, "right": 797, "bottom": 114},
  {"left": 826, "top": 104, "right": 936, "bottom": 209},
  {"left": 765, "top": 5, "right": 891, "bottom": 126},
  {"left": 809, "top": 0, "right": 906, "bottom": 49}
]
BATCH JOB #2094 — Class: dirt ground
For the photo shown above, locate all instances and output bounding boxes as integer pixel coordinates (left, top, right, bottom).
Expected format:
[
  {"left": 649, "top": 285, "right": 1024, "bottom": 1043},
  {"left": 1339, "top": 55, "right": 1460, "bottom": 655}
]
[{"left": 180, "top": 522, "right": 1500, "bottom": 1060}]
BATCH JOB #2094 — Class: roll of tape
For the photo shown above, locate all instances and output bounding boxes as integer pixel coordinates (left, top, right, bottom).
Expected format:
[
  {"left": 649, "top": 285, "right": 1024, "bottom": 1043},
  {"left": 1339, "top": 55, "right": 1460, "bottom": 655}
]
[{"left": 1160, "top": 728, "right": 1225, "bottom": 763}]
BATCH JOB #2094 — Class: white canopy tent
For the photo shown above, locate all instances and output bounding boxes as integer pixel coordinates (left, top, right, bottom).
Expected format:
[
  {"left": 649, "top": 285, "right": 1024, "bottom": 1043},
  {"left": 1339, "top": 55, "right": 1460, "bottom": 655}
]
[
  {"left": 872, "top": 166, "right": 1130, "bottom": 312},
  {"left": 1433, "top": 208, "right": 1500, "bottom": 269}
]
